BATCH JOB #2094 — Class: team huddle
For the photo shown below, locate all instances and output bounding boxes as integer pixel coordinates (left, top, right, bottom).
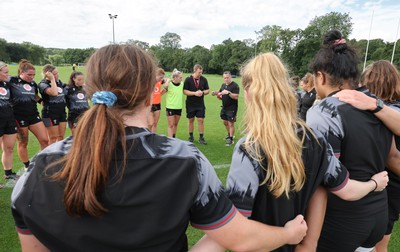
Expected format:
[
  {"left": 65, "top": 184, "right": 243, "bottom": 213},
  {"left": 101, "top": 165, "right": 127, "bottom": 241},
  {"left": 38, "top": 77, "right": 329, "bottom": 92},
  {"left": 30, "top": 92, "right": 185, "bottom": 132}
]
[{"left": 2, "top": 29, "right": 400, "bottom": 252}]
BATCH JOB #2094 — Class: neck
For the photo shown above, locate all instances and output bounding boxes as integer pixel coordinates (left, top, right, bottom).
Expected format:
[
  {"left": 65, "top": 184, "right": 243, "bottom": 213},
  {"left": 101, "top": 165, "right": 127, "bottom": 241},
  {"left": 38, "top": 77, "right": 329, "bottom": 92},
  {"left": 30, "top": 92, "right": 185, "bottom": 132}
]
[{"left": 122, "top": 103, "right": 151, "bottom": 128}]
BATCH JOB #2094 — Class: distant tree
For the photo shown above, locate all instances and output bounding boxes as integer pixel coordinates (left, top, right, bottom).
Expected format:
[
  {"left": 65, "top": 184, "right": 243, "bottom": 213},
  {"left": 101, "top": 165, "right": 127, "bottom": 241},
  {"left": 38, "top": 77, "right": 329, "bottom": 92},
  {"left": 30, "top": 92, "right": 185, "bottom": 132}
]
[
  {"left": 0, "top": 38, "right": 10, "bottom": 62},
  {"left": 159, "top": 32, "right": 181, "bottom": 49},
  {"left": 151, "top": 32, "right": 184, "bottom": 71},
  {"left": 390, "top": 39, "right": 400, "bottom": 67},
  {"left": 289, "top": 12, "right": 353, "bottom": 76},
  {"left": 63, "top": 48, "right": 95, "bottom": 64},
  {"left": 81, "top": 48, "right": 96, "bottom": 62},
  {"left": 303, "top": 12, "right": 353, "bottom": 39},
  {"left": 184, "top": 45, "right": 211, "bottom": 73},
  {"left": 6, "top": 43, "right": 29, "bottom": 63},
  {"left": 126, "top": 39, "right": 149, "bottom": 50},
  {"left": 257, "top": 25, "right": 283, "bottom": 53},
  {"left": 21, "top": 42, "right": 46, "bottom": 65},
  {"left": 48, "top": 54, "right": 65, "bottom": 66},
  {"left": 209, "top": 39, "right": 252, "bottom": 75}
]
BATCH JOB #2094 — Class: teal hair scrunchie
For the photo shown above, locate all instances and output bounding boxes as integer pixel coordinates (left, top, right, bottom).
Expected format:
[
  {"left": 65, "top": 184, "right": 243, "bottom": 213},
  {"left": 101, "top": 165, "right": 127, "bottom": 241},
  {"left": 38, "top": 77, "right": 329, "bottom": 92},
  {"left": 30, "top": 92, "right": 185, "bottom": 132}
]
[{"left": 92, "top": 91, "right": 117, "bottom": 107}]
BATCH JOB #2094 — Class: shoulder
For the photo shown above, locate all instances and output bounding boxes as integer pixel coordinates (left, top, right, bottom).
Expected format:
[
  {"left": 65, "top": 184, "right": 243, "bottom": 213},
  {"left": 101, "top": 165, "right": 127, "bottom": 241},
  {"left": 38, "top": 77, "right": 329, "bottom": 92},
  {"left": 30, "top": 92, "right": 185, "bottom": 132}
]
[
  {"left": 8, "top": 76, "right": 19, "bottom": 84},
  {"left": 38, "top": 79, "right": 49, "bottom": 86},
  {"left": 38, "top": 137, "right": 72, "bottom": 157},
  {"left": 12, "top": 137, "right": 72, "bottom": 205},
  {"left": 145, "top": 133, "right": 202, "bottom": 161}
]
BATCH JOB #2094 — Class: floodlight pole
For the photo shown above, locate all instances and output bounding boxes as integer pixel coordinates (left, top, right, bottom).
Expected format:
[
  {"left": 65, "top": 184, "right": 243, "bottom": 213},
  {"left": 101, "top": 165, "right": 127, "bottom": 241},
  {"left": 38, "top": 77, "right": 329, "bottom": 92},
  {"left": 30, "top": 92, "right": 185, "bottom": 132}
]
[
  {"left": 363, "top": 10, "right": 374, "bottom": 71},
  {"left": 391, "top": 18, "right": 400, "bottom": 64},
  {"left": 108, "top": 14, "right": 118, "bottom": 44},
  {"left": 254, "top": 31, "right": 258, "bottom": 57}
]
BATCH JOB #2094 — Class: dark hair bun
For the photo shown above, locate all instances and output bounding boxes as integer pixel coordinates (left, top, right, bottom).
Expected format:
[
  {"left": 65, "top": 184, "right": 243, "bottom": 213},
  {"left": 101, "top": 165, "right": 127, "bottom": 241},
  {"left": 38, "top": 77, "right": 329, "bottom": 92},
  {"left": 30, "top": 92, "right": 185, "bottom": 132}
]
[{"left": 323, "top": 30, "right": 343, "bottom": 45}]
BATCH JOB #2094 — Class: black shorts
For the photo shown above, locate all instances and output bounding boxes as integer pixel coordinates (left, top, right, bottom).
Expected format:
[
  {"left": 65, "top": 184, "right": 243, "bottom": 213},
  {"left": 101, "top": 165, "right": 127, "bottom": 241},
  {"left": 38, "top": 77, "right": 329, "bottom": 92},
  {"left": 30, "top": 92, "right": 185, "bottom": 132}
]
[
  {"left": 15, "top": 113, "right": 42, "bottom": 128},
  {"left": 317, "top": 209, "right": 387, "bottom": 251},
  {"left": 186, "top": 107, "right": 205, "bottom": 119},
  {"left": 166, "top": 108, "right": 182, "bottom": 116},
  {"left": 42, "top": 114, "right": 67, "bottom": 127},
  {"left": 0, "top": 119, "right": 18, "bottom": 136},
  {"left": 220, "top": 108, "right": 237, "bottom": 122},
  {"left": 151, "top": 104, "right": 161, "bottom": 112}
]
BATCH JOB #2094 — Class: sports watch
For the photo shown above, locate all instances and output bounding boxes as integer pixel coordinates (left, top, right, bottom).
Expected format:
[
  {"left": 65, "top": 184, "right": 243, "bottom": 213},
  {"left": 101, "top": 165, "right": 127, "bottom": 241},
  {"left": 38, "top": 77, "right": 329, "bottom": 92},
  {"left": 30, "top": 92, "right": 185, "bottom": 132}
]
[{"left": 371, "top": 98, "right": 384, "bottom": 113}]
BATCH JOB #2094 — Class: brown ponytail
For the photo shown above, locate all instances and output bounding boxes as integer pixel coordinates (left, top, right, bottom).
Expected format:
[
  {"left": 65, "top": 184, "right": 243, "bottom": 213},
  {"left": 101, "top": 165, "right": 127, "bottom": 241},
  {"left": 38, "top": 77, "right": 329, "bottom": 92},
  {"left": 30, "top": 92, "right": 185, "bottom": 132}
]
[{"left": 51, "top": 44, "right": 156, "bottom": 217}]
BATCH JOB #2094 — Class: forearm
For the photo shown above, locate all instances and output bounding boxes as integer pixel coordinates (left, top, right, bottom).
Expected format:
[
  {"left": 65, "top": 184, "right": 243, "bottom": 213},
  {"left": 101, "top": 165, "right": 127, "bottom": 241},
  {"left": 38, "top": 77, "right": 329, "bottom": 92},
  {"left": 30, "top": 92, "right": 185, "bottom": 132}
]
[
  {"left": 229, "top": 93, "right": 239, "bottom": 100},
  {"left": 332, "top": 179, "right": 375, "bottom": 201},
  {"left": 47, "top": 80, "right": 58, "bottom": 96},
  {"left": 184, "top": 90, "right": 196, "bottom": 96},
  {"left": 335, "top": 90, "right": 400, "bottom": 135},
  {"left": 190, "top": 235, "right": 226, "bottom": 252},
  {"left": 204, "top": 213, "right": 298, "bottom": 252},
  {"left": 19, "top": 234, "right": 50, "bottom": 252},
  {"left": 375, "top": 106, "right": 400, "bottom": 136},
  {"left": 296, "top": 186, "right": 327, "bottom": 252}
]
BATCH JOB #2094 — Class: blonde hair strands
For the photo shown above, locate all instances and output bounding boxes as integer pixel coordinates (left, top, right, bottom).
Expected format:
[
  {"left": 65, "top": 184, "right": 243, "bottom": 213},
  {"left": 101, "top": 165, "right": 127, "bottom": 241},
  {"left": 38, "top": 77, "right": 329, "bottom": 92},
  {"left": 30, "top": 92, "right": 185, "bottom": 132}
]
[{"left": 241, "top": 53, "right": 308, "bottom": 198}]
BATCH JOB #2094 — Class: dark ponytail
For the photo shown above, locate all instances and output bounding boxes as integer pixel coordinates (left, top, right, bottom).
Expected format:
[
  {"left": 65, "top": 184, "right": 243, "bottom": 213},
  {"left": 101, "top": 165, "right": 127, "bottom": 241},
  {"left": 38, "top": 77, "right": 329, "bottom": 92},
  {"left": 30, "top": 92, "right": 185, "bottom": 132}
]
[{"left": 310, "top": 29, "right": 359, "bottom": 88}]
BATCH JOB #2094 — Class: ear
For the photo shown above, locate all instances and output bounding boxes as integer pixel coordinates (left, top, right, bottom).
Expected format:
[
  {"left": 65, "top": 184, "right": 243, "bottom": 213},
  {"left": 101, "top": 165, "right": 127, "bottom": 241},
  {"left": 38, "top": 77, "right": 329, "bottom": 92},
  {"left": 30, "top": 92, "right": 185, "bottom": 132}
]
[{"left": 315, "top": 71, "right": 326, "bottom": 86}]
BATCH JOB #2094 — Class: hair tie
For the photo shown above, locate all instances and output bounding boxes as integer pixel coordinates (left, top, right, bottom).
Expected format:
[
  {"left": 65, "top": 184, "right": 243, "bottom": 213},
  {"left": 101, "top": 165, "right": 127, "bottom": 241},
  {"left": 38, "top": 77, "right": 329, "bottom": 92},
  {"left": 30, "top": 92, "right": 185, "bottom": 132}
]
[
  {"left": 92, "top": 91, "right": 117, "bottom": 107},
  {"left": 333, "top": 39, "right": 346, "bottom": 45}
]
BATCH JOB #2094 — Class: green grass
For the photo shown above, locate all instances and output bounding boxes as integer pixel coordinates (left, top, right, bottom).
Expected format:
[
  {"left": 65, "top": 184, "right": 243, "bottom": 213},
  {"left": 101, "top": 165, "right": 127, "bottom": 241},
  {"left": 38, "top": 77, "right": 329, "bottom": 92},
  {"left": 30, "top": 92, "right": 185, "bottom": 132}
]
[{"left": 1, "top": 65, "right": 399, "bottom": 251}]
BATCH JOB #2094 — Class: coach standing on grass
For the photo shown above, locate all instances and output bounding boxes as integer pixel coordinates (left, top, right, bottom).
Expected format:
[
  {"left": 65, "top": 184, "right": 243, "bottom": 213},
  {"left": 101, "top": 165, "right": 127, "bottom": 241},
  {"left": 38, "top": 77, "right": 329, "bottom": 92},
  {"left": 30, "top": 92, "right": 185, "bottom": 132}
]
[
  {"left": 212, "top": 71, "right": 239, "bottom": 146},
  {"left": 183, "top": 64, "right": 209, "bottom": 145}
]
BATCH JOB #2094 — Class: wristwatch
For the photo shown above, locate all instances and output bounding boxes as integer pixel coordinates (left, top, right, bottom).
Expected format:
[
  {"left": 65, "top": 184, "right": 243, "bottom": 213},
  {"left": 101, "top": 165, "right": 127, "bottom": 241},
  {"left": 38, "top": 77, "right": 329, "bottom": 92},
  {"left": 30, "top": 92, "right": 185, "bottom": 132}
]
[{"left": 371, "top": 98, "right": 384, "bottom": 113}]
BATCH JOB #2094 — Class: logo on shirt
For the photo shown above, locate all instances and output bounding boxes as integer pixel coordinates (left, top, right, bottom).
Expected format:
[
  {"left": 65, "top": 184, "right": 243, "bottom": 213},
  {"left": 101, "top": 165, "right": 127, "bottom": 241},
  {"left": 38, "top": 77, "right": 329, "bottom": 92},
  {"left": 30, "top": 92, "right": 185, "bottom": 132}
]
[
  {"left": 0, "top": 87, "right": 7, "bottom": 96},
  {"left": 154, "top": 87, "right": 160, "bottom": 93},
  {"left": 23, "top": 84, "right": 32, "bottom": 91},
  {"left": 77, "top": 93, "right": 85, "bottom": 99},
  {"left": 57, "top": 87, "right": 63, "bottom": 93}
]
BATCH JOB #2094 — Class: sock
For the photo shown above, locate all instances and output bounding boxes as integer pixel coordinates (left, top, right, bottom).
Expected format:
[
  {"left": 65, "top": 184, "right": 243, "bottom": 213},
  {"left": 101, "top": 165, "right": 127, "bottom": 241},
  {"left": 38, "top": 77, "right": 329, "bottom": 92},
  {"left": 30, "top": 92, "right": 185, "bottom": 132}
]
[
  {"left": 200, "top": 133, "right": 204, "bottom": 139},
  {"left": 173, "top": 134, "right": 176, "bottom": 138},
  {"left": 189, "top": 132, "right": 193, "bottom": 138},
  {"left": 23, "top": 161, "right": 30, "bottom": 168},
  {"left": 5, "top": 169, "right": 13, "bottom": 176}
]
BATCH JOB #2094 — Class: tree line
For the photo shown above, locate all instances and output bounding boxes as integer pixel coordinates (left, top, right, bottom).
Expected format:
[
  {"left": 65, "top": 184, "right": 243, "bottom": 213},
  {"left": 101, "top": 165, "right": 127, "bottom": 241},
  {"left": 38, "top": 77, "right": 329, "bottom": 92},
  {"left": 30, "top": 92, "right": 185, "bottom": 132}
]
[{"left": 1, "top": 12, "right": 399, "bottom": 77}]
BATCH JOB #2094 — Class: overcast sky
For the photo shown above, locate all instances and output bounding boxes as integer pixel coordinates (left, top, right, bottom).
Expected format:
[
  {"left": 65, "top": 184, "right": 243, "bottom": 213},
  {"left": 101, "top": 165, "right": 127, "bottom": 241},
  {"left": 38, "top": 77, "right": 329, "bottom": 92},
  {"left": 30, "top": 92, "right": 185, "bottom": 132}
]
[{"left": 1, "top": 0, "right": 399, "bottom": 49}]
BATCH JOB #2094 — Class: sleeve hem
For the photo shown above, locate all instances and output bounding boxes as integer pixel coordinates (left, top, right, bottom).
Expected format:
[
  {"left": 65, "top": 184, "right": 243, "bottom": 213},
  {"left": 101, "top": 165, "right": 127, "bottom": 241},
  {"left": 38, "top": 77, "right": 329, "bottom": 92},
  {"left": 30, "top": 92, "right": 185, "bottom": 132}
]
[
  {"left": 191, "top": 206, "right": 237, "bottom": 230},
  {"left": 328, "top": 171, "right": 350, "bottom": 192},
  {"left": 16, "top": 227, "right": 32, "bottom": 235}
]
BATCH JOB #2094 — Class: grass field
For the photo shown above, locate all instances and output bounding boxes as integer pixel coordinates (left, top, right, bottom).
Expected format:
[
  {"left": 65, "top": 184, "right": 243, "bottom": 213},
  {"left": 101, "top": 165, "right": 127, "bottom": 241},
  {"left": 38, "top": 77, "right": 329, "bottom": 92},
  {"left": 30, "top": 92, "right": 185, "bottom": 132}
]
[{"left": 0, "top": 65, "right": 399, "bottom": 251}]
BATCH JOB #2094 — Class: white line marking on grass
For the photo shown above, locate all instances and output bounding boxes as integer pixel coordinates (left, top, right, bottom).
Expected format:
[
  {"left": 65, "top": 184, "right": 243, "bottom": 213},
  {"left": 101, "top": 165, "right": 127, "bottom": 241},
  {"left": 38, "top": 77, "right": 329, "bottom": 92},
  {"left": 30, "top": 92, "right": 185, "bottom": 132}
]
[{"left": 214, "top": 164, "right": 230, "bottom": 169}]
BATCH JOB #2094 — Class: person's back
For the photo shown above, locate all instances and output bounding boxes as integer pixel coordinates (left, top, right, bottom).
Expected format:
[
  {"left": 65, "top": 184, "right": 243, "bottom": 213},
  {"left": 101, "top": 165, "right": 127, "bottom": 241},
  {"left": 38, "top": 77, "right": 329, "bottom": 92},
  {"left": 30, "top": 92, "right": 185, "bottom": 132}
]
[
  {"left": 225, "top": 52, "right": 347, "bottom": 252},
  {"left": 308, "top": 93, "right": 391, "bottom": 213},
  {"left": 227, "top": 127, "right": 347, "bottom": 252},
  {"left": 308, "top": 29, "right": 393, "bottom": 252},
  {"left": 12, "top": 127, "right": 231, "bottom": 251}
]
